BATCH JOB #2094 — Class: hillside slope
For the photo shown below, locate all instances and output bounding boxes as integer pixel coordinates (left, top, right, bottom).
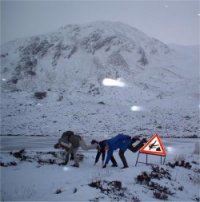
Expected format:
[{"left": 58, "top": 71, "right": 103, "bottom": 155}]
[{"left": 1, "top": 21, "right": 199, "bottom": 137}]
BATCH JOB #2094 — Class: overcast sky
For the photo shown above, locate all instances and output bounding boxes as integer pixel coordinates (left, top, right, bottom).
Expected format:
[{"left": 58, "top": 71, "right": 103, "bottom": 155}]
[{"left": 1, "top": 0, "right": 199, "bottom": 46}]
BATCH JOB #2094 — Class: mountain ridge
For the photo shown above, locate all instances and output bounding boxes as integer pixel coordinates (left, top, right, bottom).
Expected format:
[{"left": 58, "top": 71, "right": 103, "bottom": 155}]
[
  {"left": 1, "top": 21, "right": 171, "bottom": 92},
  {"left": 0, "top": 21, "right": 198, "bottom": 108}
]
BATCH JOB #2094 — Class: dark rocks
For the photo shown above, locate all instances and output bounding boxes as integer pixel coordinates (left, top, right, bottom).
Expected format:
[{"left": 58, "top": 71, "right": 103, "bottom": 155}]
[
  {"left": 136, "top": 172, "right": 151, "bottom": 184},
  {"left": 7, "top": 149, "right": 84, "bottom": 167},
  {"left": 136, "top": 166, "right": 173, "bottom": 200},
  {"left": 136, "top": 166, "right": 171, "bottom": 184},
  {"left": 0, "top": 161, "right": 17, "bottom": 167},
  {"left": 10, "top": 149, "right": 26, "bottom": 160},
  {"left": 167, "top": 161, "right": 192, "bottom": 169},
  {"left": 153, "top": 189, "right": 168, "bottom": 200},
  {"left": 34, "top": 91, "right": 47, "bottom": 99},
  {"left": 89, "top": 180, "right": 140, "bottom": 201},
  {"left": 55, "top": 189, "right": 62, "bottom": 194}
]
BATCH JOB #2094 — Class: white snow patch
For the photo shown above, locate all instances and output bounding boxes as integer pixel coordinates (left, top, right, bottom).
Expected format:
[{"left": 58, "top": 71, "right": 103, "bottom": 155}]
[
  {"left": 166, "top": 146, "right": 174, "bottom": 154},
  {"left": 131, "top": 105, "right": 144, "bottom": 112},
  {"left": 102, "top": 78, "right": 127, "bottom": 87},
  {"left": 63, "top": 166, "right": 70, "bottom": 172}
]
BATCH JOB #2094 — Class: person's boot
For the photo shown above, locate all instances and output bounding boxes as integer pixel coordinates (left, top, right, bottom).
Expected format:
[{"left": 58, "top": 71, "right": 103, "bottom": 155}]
[
  {"left": 121, "top": 165, "right": 129, "bottom": 169},
  {"left": 71, "top": 164, "right": 79, "bottom": 168},
  {"left": 119, "top": 150, "right": 128, "bottom": 168},
  {"left": 111, "top": 164, "right": 118, "bottom": 167}
]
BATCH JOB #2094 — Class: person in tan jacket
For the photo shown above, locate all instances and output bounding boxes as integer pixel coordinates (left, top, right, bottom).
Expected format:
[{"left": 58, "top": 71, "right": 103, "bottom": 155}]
[{"left": 57, "top": 131, "right": 98, "bottom": 167}]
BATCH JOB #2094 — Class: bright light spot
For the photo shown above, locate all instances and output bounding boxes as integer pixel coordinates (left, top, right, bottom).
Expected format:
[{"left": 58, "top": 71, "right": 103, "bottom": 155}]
[
  {"left": 166, "top": 146, "right": 173, "bottom": 153},
  {"left": 2, "top": 78, "right": 7, "bottom": 81},
  {"left": 37, "top": 103, "right": 42, "bottom": 106},
  {"left": 198, "top": 13, "right": 200, "bottom": 16},
  {"left": 164, "top": 5, "right": 169, "bottom": 8},
  {"left": 131, "top": 106, "right": 143, "bottom": 112},
  {"left": 63, "top": 166, "right": 70, "bottom": 171},
  {"left": 199, "top": 104, "right": 200, "bottom": 109},
  {"left": 102, "top": 78, "right": 126, "bottom": 87}
]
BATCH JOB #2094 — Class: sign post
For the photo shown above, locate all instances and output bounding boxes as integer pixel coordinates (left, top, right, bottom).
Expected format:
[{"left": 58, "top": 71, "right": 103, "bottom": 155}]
[{"left": 135, "top": 133, "right": 166, "bottom": 166}]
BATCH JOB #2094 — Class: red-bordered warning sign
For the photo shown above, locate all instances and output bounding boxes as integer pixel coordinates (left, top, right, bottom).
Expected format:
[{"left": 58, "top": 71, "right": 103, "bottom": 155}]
[{"left": 139, "top": 134, "right": 166, "bottom": 156}]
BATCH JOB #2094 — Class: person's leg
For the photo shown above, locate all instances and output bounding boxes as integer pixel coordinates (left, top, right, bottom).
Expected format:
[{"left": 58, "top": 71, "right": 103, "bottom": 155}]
[
  {"left": 79, "top": 138, "right": 97, "bottom": 150},
  {"left": 64, "top": 151, "right": 70, "bottom": 165},
  {"left": 70, "top": 153, "right": 74, "bottom": 160},
  {"left": 64, "top": 146, "right": 73, "bottom": 165},
  {"left": 119, "top": 150, "right": 128, "bottom": 168},
  {"left": 128, "top": 139, "right": 147, "bottom": 152},
  {"left": 71, "top": 147, "right": 79, "bottom": 167},
  {"left": 128, "top": 144, "right": 139, "bottom": 152},
  {"left": 111, "top": 156, "right": 118, "bottom": 167}
]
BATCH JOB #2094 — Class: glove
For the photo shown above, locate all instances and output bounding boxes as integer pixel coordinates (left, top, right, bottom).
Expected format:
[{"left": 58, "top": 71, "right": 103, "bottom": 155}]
[
  {"left": 103, "top": 164, "right": 106, "bottom": 168},
  {"left": 60, "top": 141, "right": 72, "bottom": 150},
  {"left": 54, "top": 143, "right": 60, "bottom": 149}
]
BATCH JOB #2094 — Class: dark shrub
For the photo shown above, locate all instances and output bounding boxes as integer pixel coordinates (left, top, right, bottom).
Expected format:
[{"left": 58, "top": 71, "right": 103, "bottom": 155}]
[
  {"left": 27, "top": 70, "right": 36, "bottom": 76},
  {"left": 34, "top": 92, "right": 47, "bottom": 99}
]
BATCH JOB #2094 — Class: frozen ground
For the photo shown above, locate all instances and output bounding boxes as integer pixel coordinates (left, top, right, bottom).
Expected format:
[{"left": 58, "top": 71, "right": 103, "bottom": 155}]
[
  {"left": 1, "top": 89, "right": 199, "bottom": 202},
  {"left": 0, "top": 136, "right": 200, "bottom": 202},
  {"left": 1, "top": 91, "right": 199, "bottom": 138}
]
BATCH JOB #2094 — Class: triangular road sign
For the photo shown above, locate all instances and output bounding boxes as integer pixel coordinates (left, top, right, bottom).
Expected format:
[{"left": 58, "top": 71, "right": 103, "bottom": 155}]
[{"left": 139, "top": 134, "right": 166, "bottom": 156}]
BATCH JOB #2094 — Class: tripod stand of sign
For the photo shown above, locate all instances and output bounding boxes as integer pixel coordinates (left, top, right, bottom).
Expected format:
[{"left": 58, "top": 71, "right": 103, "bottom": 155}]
[{"left": 135, "top": 133, "right": 167, "bottom": 166}]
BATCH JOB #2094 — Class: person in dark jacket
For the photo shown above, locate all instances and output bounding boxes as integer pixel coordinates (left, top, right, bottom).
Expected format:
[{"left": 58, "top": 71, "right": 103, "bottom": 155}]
[
  {"left": 55, "top": 131, "right": 98, "bottom": 167},
  {"left": 91, "top": 139, "right": 118, "bottom": 167},
  {"left": 102, "top": 134, "right": 146, "bottom": 169}
]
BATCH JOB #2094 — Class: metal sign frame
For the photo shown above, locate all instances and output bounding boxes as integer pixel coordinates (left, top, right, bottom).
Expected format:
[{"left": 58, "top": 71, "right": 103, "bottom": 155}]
[{"left": 135, "top": 133, "right": 167, "bottom": 166}]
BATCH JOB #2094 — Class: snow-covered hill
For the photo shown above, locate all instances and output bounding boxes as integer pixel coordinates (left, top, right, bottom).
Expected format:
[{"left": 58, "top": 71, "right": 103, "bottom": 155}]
[
  {"left": 0, "top": 21, "right": 199, "bottom": 137},
  {"left": 1, "top": 21, "right": 169, "bottom": 92}
]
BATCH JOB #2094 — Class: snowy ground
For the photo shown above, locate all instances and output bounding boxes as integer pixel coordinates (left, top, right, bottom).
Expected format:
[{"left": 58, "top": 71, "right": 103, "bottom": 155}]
[
  {"left": 1, "top": 90, "right": 199, "bottom": 201},
  {"left": 1, "top": 88, "right": 199, "bottom": 201},
  {"left": 1, "top": 91, "right": 199, "bottom": 138},
  {"left": 0, "top": 136, "right": 200, "bottom": 202}
]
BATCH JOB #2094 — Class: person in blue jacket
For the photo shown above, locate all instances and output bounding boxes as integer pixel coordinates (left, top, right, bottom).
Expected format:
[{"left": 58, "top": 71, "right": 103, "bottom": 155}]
[
  {"left": 91, "top": 139, "right": 118, "bottom": 167},
  {"left": 102, "top": 134, "right": 146, "bottom": 169}
]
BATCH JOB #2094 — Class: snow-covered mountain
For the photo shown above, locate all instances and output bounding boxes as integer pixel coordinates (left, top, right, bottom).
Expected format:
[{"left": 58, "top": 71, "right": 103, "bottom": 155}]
[
  {"left": 0, "top": 21, "right": 199, "bottom": 137},
  {"left": 1, "top": 21, "right": 168, "bottom": 91},
  {"left": 1, "top": 21, "right": 198, "bottom": 103}
]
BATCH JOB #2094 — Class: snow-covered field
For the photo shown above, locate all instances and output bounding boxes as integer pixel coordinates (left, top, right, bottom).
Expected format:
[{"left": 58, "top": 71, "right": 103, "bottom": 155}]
[
  {"left": 1, "top": 137, "right": 200, "bottom": 201},
  {"left": 1, "top": 91, "right": 199, "bottom": 138}
]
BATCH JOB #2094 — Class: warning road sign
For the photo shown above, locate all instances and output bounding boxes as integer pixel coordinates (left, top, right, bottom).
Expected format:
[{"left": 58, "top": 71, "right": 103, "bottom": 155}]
[{"left": 139, "top": 134, "right": 166, "bottom": 156}]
